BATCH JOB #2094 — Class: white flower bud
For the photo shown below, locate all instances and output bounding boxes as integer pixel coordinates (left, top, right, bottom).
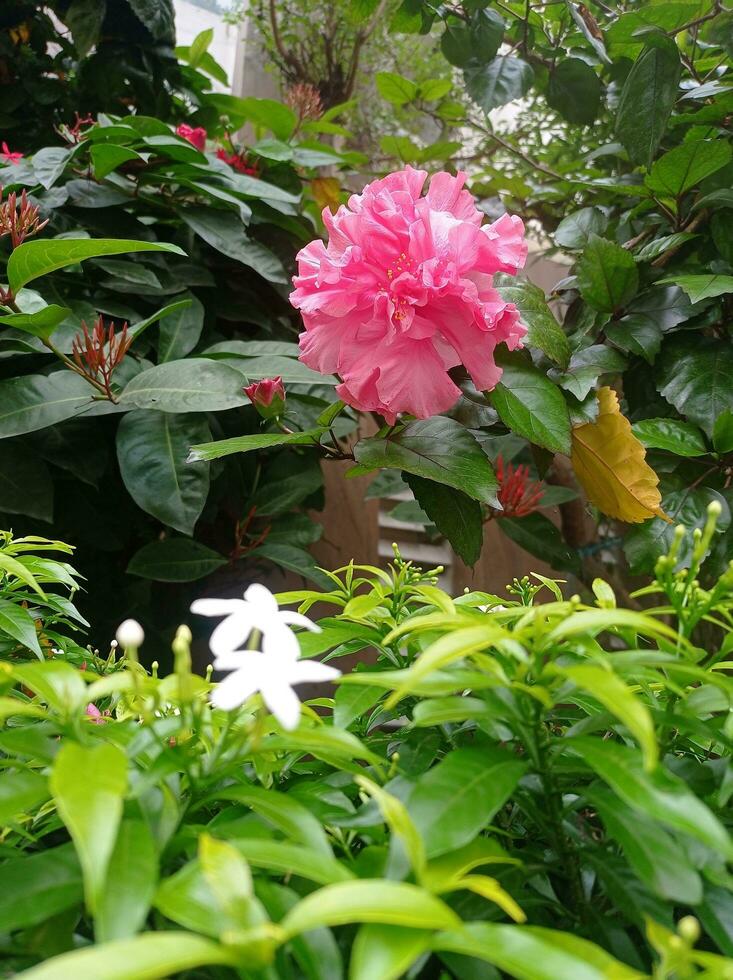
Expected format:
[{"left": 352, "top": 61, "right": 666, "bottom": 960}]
[{"left": 116, "top": 618, "right": 145, "bottom": 649}]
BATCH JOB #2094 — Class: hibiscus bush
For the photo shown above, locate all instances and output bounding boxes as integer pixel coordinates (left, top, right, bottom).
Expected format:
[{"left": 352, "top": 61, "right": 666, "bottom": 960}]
[
  {"left": 0, "top": 14, "right": 360, "bottom": 647},
  {"left": 1, "top": 510, "right": 732, "bottom": 977},
  {"left": 348, "top": 0, "right": 733, "bottom": 589}
]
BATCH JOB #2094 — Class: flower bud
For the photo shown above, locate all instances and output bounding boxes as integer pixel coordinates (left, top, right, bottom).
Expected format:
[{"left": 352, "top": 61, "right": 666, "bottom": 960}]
[
  {"left": 175, "top": 123, "right": 207, "bottom": 152},
  {"left": 677, "top": 916, "right": 700, "bottom": 945},
  {"left": 244, "top": 376, "right": 285, "bottom": 419},
  {"left": 116, "top": 618, "right": 145, "bottom": 649}
]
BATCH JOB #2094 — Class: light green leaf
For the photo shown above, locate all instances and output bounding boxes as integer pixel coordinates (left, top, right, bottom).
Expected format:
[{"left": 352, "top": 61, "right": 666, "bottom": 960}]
[
  {"left": 90, "top": 144, "right": 142, "bottom": 180},
  {"left": 0, "top": 597, "right": 43, "bottom": 657},
  {"left": 16, "top": 932, "right": 234, "bottom": 980},
  {"left": 568, "top": 737, "right": 733, "bottom": 860},
  {"left": 435, "top": 922, "right": 644, "bottom": 980},
  {"left": 407, "top": 747, "right": 527, "bottom": 858},
  {"left": 350, "top": 924, "right": 432, "bottom": 980},
  {"left": 7, "top": 239, "right": 185, "bottom": 292},
  {"left": 0, "top": 304, "right": 71, "bottom": 341},
  {"left": 96, "top": 819, "right": 159, "bottom": 941},
  {"left": 376, "top": 72, "right": 418, "bottom": 105},
  {"left": 232, "top": 839, "right": 354, "bottom": 885},
  {"left": 281, "top": 881, "right": 460, "bottom": 937},
  {"left": 657, "top": 273, "right": 733, "bottom": 303},
  {"left": 0, "top": 769, "right": 49, "bottom": 824},
  {"left": 50, "top": 741, "right": 128, "bottom": 914},
  {"left": 0, "top": 844, "right": 82, "bottom": 932},
  {"left": 558, "top": 663, "right": 657, "bottom": 769}
]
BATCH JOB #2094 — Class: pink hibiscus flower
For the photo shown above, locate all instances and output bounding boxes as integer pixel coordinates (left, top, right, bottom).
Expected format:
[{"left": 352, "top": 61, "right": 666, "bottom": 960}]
[{"left": 289, "top": 167, "right": 527, "bottom": 423}]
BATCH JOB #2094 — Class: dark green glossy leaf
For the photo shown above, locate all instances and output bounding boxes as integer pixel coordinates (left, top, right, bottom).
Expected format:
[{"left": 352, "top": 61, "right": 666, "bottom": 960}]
[
  {"left": 405, "top": 474, "right": 483, "bottom": 566},
  {"left": 645, "top": 139, "right": 732, "bottom": 197},
  {"left": 494, "top": 276, "right": 570, "bottom": 368},
  {"left": 616, "top": 35, "right": 681, "bottom": 169},
  {"left": 576, "top": 235, "right": 638, "bottom": 313},
  {"left": 658, "top": 336, "right": 733, "bottom": 436},
  {"left": 547, "top": 58, "right": 601, "bottom": 125},
  {"left": 464, "top": 56, "right": 533, "bottom": 111},
  {"left": 118, "top": 359, "right": 248, "bottom": 413},
  {"left": 491, "top": 355, "right": 571, "bottom": 455},
  {"left": 127, "top": 538, "right": 226, "bottom": 582},
  {"left": 354, "top": 418, "right": 499, "bottom": 506},
  {"left": 632, "top": 418, "right": 708, "bottom": 457}
]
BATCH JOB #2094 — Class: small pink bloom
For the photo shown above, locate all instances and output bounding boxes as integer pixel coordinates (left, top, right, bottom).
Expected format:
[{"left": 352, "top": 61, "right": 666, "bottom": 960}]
[
  {"left": 244, "top": 376, "right": 285, "bottom": 419},
  {"left": 85, "top": 703, "right": 106, "bottom": 725},
  {"left": 290, "top": 167, "right": 528, "bottom": 423},
  {"left": 175, "top": 124, "right": 207, "bottom": 151},
  {"left": 1, "top": 142, "right": 23, "bottom": 165}
]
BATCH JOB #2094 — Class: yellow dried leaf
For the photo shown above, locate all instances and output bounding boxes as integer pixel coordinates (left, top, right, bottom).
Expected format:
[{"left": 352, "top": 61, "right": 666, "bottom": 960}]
[
  {"left": 311, "top": 177, "right": 341, "bottom": 214},
  {"left": 571, "top": 387, "right": 670, "bottom": 523}
]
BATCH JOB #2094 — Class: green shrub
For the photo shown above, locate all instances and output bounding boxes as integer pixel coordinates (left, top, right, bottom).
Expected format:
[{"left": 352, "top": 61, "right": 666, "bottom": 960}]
[
  {"left": 0, "top": 17, "right": 357, "bottom": 647},
  {"left": 1, "top": 510, "right": 732, "bottom": 978}
]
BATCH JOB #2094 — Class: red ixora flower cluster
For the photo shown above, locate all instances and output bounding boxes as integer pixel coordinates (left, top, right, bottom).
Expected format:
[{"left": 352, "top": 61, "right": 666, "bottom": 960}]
[
  {"left": 216, "top": 148, "right": 259, "bottom": 176},
  {"left": 496, "top": 455, "right": 544, "bottom": 518},
  {"left": 1, "top": 142, "right": 23, "bottom": 165},
  {"left": 0, "top": 186, "right": 48, "bottom": 249},
  {"left": 285, "top": 82, "right": 323, "bottom": 123},
  {"left": 71, "top": 316, "right": 132, "bottom": 401}
]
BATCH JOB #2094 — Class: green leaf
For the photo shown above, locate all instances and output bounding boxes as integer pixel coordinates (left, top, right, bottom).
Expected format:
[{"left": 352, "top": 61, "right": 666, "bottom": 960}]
[
  {"left": 32, "top": 146, "right": 77, "bottom": 189},
  {"left": 0, "top": 844, "right": 82, "bottom": 932},
  {"left": 7, "top": 239, "right": 185, "bottom": 292},
  {"left": 127, "top": 538, "right": 226, "bottom": 583},
  {"left": 407, "top": 747, "right": 527, "bottom": 858},
  {"left": 90, "top": 144, "right": 142, "bottom": 180},
  {"left": 587, "top": 787, "right": 702, "bottom": 904},
  {"left": 95, "top": 258, "right": 161, "bottom": 289},
  {"left": 118, "top": 359, "right": 248, "bottom": 413},
  {"left": 616, "top": 35, "right": 681, "bottom": 169},
  {"left": 0, "top": 442, "right": 53, "bottom": 524},
  {"left": 353, "top": 418, "right": 499, "bottom": 506},
  {"left": 0, "top": 769, "right": 49, "bottom": 823},
  {"left": 657, "top": 273, "right": 733, "bottom": 303},
  {"left": 0, "top": 597, "right": 43, "bottom": 657},
  {"left": 490, "top": 355, "right": 571, "bottom": 455},
  {"left": 550, "top": 345, "right": 626, "bottom": 401},
  {"left": 576, "top": 234, "right": 638, "bottom": 313},
  {"left": 12, "top": 660, "right": 86, "bottom": 711},
  {"left": 624, "top": 488, "right": 729, "bottom": 574},
  {"left": 127, "top": 0, "right": 175, "bottom": 41},
  {"left": 128, "top": 299, "right": 194, "bottom": 342},
  {"left": 334, "top": 683, "right": 383, "bottom": 729},
  {"left": 494, "top": 277, "right": 570, "bottom": 368},
  {"left": 558, "top": 663, "right": 657, "bottom": 769},
  {"left": 554, "top": 207, "right": 608, "bottom": 250},
  {"left": 188, "top": 429, "right": 322, "bottom": 463},
  {"left": 207, "top": 784, "right": 333, "bottom": 857},
  {"left": 498, "top": 513, "right": 581, "bottom": 576},
  {"left": 713, "top": 410, "right": 733, "bottom": 454},
  {"left": 658, "top": 336, "right": 733, "bottom": 436},
  {"left": 16, "top": 932, "right": 234, "bottom": 980},
  {"left": 568, "top": 737, "right": 733, "bottom": 860},
  {"left": 116, "top": 411, "right": 210, "bottom": 535},
  {"left": 50, "top": 741, "right": 128, "bottom": 914},
  {"left": 434, "top": 922, "right": 643, "bottom": 980},
  {"left": 351, "top": 925, "right": 432, "bottom": 980},
  {"left": 0, "top": 304, "right": 71, "bottom": 340},
  {"left": 464, "top": 56, "right": 533, "bottom": 111},
  {"left": 181, "top": 208, "right": 286, "bottom": 284},
  {"left": 634, "top": 232, "right": 698, "bottom": 263},
  {"left": 232, "top": 839, "right": 354, "bottom": 885},
  {"left": 157, "top": 292, "right": 207, "bottom": 362},
  {"left": 155, "top": 860, "right": 238, "bottom": 937},
  {"left": 632, "top": 418, "right": 708, "bottom": 457},
  {"left": 96, "top": 819, "right": 158, "bottom": 941},
  {"left": 645, "top": 139, "right": 732, "bottom": 197},
  {"left": 547, "top": 58, "right": 601, "bottom": 125},
  {"left": 199, "top": 834, "right": 262, "bottom": 926},
  {"left": 405, "top": 474, "right": 483, "bottom": 566},
  {"left": 281, "top": 881, "right": 460, "bottom": 937},
  {"left": 189, "top": 26, "right": 214, "bottom": 66},
  {"left": 249, "top": 542, "right": 334, "bottom": 590},
  {"left": 376, "top": 72, "right": 418, "bottom": 105},
  {"left": 64, "top": 0, "right": 106, "bottom": 56},
  {"left": 0, "top": 372, "right": 94, "bottom": 438}
]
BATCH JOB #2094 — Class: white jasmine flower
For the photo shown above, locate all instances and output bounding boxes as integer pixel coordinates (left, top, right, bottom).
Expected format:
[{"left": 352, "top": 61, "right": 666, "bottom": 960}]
[
  {"left": 116, "top": 618, "right": 144, "bottom": 648},
  {"left": 191, "top": 584, "right": 340, "bottom": 730},
  {"left": 191, "top": 583, "right": 318, "bottom": 660}
]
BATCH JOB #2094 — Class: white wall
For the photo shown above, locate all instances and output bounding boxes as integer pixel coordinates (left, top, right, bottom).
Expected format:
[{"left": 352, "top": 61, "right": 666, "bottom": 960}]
[{"left": 173, "top": 0, "right": 241, "bottom": 90}]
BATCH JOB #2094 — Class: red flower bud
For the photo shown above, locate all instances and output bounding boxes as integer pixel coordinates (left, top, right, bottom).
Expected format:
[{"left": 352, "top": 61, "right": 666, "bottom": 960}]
[
  {"left": 244, "top": 376, "right": 285, "bottom": 419},
  {"left": 496, "top": 455, "right": 544, "bottom": 518},
  {"left": 176, "top": 124, "right": 207, "bottom": 151}
]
